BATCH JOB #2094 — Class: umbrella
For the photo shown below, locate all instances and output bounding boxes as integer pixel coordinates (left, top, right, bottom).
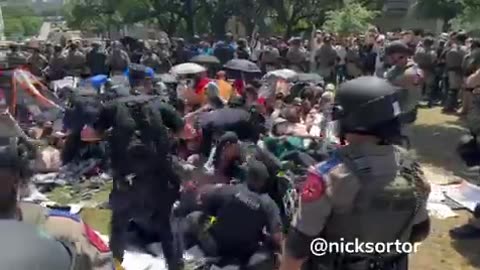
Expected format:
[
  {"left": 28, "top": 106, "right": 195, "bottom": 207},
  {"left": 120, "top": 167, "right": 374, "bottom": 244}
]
[
  {"left": 297, "top": 73, "right": 324, "bottom": 85},
  {"left": 154, "top": 73, "right": 177, "bottom": 84},
  {"left": 263, "top": 69, "right": 298, "bottom": 81},
  {"left": 224, "top": 59, "right": 261, "bottom": 73},
  {"left": 170, "top": 63, "right": 207, "bottom": 75},
  {"left": 190, "top": 55, "right": 221, "bottom": 65}
]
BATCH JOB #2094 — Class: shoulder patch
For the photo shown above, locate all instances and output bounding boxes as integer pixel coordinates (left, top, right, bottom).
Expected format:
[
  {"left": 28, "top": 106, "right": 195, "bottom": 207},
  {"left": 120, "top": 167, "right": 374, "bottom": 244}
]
[
  {"left": 301, "top": 172, "right": 326, "bottom": 203},
  {"left": 47, "top": 209, "right": 82, "bottom": 223},
  {"left": 83, "top": 223, "right": 110, "bottom": 253}
]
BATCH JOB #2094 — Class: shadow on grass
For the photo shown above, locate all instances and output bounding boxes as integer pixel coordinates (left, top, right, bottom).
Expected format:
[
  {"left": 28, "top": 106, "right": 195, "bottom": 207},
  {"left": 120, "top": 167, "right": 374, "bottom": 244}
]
[
  {"left": 452, "top": 239, "right": 480, "bottom": 268},
  {"left": 411, "top": 119, "right": 470, "bottom": 180}
]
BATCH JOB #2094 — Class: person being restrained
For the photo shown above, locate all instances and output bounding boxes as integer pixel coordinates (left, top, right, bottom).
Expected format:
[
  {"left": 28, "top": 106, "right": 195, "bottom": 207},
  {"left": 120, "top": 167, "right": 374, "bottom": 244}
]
[{"left": 183, "top": 159, "right": 283, "bottom": 269}]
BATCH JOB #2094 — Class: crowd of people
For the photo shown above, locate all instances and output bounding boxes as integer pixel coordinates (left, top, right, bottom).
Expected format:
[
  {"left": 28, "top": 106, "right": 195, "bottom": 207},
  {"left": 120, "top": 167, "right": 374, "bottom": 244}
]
[{"left": 2, "top": 26, "right": 480, "bottom": 270}]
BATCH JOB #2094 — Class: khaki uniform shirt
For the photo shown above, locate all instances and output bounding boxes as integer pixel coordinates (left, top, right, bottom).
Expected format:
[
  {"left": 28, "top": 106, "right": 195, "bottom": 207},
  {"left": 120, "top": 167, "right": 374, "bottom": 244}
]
[
  {"left": 19, "top": 202, "right": 114, "bottom": 270},
  {"left": 286, "top": 143, "right": 429, "bottom": 258}
]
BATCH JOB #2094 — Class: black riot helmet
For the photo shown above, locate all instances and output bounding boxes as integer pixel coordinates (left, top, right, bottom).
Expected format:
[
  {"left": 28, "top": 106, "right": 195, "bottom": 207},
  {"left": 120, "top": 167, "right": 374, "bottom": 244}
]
[{"left": 332, "top": 76, "right": 402, "bottom": 139}]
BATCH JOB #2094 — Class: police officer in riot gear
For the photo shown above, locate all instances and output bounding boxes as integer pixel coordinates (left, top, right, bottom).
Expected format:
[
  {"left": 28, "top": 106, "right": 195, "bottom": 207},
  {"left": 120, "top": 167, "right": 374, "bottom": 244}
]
[
  {"left": 280, "top": 77, "right": 430, "bottom": 270},
  {"left": 82, "top": 67, "right": 185, "bottom": 269}
]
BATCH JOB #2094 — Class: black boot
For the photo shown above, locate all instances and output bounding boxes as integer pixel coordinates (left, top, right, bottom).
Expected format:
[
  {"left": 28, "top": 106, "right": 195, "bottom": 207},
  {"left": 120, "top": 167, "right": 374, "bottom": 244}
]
[{"left": 443, "top": 88, "right": 459, "bottom": 113}]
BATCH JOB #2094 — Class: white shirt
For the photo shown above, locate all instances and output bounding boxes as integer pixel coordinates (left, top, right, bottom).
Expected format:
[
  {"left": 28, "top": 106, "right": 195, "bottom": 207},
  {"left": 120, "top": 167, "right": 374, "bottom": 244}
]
[{"left": 335, "top": 45, "right": 347, "bottom": 65}]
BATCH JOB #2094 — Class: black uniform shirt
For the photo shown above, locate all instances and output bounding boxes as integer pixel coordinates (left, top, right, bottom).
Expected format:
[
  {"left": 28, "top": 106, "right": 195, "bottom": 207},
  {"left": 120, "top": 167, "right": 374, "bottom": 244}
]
[{"left": 199, "top": 183, "right": 282, "bottom": 255}]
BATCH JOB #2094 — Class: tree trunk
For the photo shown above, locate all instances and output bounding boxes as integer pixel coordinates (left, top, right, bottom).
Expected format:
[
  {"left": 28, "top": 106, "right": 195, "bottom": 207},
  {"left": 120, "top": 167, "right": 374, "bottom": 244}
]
[
  {"left": 211, "top": 14, "right": 229, "bottom": 39},
  {"left": 185, "top": 0, "right": 195, "bottom": 37},
  {"left": 442, "top": 17, "right": 450, "bottom": 32},
  {"left": 166, "top": 15, "right": 179, "bottom": 36},
  {"left": 285, "top": 23, "right": 293, "bottom": 39}
]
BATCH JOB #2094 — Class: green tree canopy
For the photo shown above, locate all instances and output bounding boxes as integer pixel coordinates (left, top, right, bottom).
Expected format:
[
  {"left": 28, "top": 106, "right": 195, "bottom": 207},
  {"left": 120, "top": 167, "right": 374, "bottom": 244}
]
[
  {"left": 323, "top": 0, "right": 379, "bottom": 35},
  {"left": 4, "top": 18, "right": 25, "bottom": 38},
  {"left": 414, "top": 0, "right": 463, "bottom": 27},
  {"left": 3, "top": 5, "right": 43, "bottom": 39},
  {"left": 64, "top": 0, "right": 383, "bottom": 37},
  {"left": 449, "top": 1, "right": 480, "bottom": 33},
  {"left": 22, "top": 16, "right": 43, "bottom": 36}
]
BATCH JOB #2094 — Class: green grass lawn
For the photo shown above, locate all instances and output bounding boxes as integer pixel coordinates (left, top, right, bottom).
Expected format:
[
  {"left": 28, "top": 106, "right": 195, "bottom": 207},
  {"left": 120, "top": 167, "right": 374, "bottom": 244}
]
[{"left": 47, "top": 182, "right": 112, "bottom": 235}]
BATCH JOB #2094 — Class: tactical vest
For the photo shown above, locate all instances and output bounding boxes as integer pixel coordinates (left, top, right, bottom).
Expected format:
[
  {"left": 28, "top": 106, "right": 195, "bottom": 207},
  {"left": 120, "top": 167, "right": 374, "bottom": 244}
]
[
  {"left": 261, "top": 47, "right": 279, "bottom": 64},
  {"left": 211, "top": 187, "right": 268, "bottom": 253},
  {"left": 112, "top": 95, "right": 169, "bottom": 174},
  {"left": 112, "top": 96, "right": 180, "bottom": 198},
  {"left": 414, "top": 47, "right": 436, "bottom": 71},
  {"left": 385, "top": 63, "right": 419, "bottom": 123},
  {"left": 110, "top": 52, "right": 129, "bottom": 71},
  {"left": 320, "top": 148, "right": 420, "bottom": 260},
  {"left": 68, "top": 91, "right": 103, "bottom": 128},
  {"left": 446, "top": 46, "right": 466, "bottom": 70}
]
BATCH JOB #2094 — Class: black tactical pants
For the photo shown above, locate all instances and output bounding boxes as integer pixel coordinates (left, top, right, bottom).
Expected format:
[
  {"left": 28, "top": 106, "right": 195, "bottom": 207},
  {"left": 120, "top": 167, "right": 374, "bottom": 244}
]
[
  {"left": 444, "top": 70, "right": 462, "bottom": 112},
  {"left": 109, "top": 177, "right": 182, "bottom": 270},
  {"left": 183, "top": 211, "right": 274, "bottom": 270},
  {"left": 444, "top": 88, "right": 460, "bottom": 112},
  {"left": 61, "top": 131, "right": 82, "bottom": 164}
]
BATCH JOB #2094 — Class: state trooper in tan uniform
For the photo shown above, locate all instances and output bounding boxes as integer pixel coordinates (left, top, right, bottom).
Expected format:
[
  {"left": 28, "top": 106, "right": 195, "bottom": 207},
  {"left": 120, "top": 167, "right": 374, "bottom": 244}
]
[
  {"left": 0, "top": 136, "right": 114, "bottom": 270},
  {"left": 384, "top": 41, "right": 424, "bottom": 141},
  {"left": 19, "top": 202, "right": 115, "bottom": 270},
  {"left": 47, "top": 45, "right": 67, "bottom": 81},
  {"left": 414, "top": 37, "right": 437, "bottom": 107},
  {"left": 443, "top": 32, "right": 468, "bottom": 113},
  {"left": 286, "top": 37, "right": 307, "bottom": 72},
  {"left": 107, "top": 41, "right": 131, "bottom": 75},
  {"left": 280, "top": 77, "right": 430, "bottom": 270},
  {"left": 65, "top": 42, "right": 87, "bottom": 76},
  {"left": 314, "top": 35, "right": 338, "bottom": 85}
]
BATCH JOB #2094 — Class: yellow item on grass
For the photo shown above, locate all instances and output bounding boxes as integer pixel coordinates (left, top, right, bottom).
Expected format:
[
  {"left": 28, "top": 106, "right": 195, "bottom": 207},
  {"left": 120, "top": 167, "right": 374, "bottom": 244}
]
[{"left": 114, "top": 259, "right": 125, "bottom": 270}]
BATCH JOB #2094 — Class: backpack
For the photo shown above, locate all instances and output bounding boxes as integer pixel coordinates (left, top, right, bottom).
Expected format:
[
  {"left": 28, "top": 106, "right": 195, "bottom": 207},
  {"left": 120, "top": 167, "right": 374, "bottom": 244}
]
[
  {"left": 114, "top": 95, "right": 170, "bottom": 175},
  {"left": 112, "top": 95, "right": 180, "bottom": 192}
]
